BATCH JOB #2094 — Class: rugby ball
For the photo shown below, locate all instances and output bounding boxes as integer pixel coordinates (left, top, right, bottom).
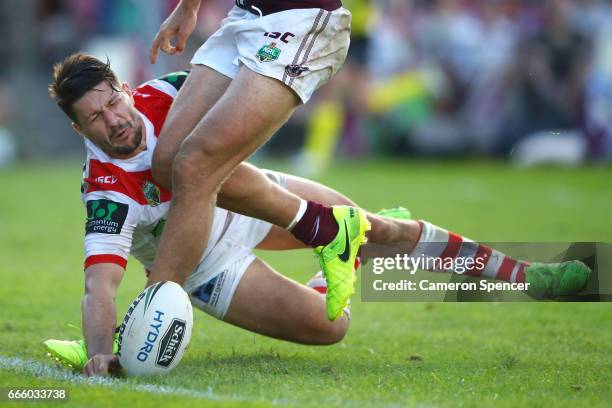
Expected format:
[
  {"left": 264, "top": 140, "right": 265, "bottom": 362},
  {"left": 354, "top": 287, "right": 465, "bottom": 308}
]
[{"left": 117, "top": 281, "right": 193, "bottom": 376}]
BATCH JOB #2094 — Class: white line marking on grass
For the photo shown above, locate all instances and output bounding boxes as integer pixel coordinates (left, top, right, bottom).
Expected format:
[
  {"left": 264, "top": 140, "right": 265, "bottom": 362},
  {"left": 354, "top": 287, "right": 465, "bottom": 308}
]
[
  {"left": 0, "top": 355, "right": 293, "bottom": 406},
  {"left": 0, "top": 355, "right": 418, "bottom": 408}
]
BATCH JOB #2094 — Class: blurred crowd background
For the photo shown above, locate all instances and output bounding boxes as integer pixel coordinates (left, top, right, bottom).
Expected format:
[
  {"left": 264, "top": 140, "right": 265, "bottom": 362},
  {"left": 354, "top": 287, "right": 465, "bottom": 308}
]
[{"left": 1, "top": 0, "right": 612, "bottom": 172}]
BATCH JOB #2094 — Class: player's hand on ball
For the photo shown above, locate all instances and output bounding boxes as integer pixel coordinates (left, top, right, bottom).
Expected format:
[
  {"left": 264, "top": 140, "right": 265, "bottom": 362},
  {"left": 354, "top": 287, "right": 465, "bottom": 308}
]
[
  {"left": 149, "top": 3, "right": 198, "bottom": 64},
  {"left": 83, "top": 354, "right": 121, "bottom": 377}
]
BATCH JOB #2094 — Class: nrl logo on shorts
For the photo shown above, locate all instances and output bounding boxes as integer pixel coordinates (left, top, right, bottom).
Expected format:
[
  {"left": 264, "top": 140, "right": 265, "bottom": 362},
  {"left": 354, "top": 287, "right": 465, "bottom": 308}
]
[
  {"left": 142, "top": 180, "right": 161, "bottom": 207},
  {"left": 285, "top": 64, "right": 310, "bottom": 78},
  {"left": 256, "top": 42, "right": 281, "bottom": 63}
]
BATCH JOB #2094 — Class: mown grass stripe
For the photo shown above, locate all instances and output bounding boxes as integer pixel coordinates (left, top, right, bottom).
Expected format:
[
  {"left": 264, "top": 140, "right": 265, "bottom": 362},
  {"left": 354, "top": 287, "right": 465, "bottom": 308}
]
[{"left": 0, "top": 355, "right": 294, "bottom": 406}]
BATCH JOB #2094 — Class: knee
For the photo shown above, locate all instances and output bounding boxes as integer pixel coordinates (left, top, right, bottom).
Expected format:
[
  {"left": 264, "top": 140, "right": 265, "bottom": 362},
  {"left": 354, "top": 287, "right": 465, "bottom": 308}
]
[
  {"left": 323, "top": 319, "right": 349, "bottom": 345},
  {"left": 178, "top": 122, "right": 240, "bottom": 163},
  {"left": 306, "top": 314, "right": 349, "bottom": 345},
  {"left": 151, "top": 145, "right": 174, "bottom": 188},
  {"left": 368, "top": 215, "right": 393, "bottom": 243},
  {"left": 174, "top": 134, "right": 236, "bottom": 180},
  {"left": 171, "top": 141, "right": 225, "bottom": 187}
]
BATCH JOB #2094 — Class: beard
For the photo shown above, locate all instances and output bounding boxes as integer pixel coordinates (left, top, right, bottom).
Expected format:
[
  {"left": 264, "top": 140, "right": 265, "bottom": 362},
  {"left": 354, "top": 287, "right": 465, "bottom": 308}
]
[
  {"left": 111, "top": 126, "right": 143, "bottom": 155},
  {"left": 110, "top": 113, "right": 143, "bottom": 156}
]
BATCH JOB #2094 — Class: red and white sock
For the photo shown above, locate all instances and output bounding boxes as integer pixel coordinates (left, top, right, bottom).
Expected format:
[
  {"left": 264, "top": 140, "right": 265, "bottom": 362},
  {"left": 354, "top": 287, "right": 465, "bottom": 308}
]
[
  {"left": 306, "top": 271, "right": 328, "bottom": 295},
  {"left": 412, "top": 221, "right": 529, "bottom": 283}
]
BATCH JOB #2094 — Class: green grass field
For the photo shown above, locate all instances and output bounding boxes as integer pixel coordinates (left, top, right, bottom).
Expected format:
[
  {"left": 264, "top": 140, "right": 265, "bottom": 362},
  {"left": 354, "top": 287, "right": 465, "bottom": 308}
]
[{"left": 1, "top": 160, "right": 611, "bottom": 407}]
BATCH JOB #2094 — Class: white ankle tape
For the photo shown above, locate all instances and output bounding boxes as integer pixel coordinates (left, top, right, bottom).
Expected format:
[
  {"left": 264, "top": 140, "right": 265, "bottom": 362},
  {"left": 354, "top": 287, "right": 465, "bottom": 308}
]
[{"left": 287, "top": 199, "right": 308, "bottom": 230}]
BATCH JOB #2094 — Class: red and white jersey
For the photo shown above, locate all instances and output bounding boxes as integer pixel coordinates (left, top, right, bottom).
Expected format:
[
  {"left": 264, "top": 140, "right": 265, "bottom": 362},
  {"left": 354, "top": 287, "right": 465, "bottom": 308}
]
[{"left": 81, "top": 74, "right": 230, "bottom": 271}]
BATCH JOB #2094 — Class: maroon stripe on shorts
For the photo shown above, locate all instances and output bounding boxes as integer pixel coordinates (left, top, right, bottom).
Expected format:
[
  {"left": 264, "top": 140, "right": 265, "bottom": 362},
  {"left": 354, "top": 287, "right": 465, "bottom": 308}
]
[
  {"left": 282, "top": 9, "right": 324, "bottom": 84},
  {"left": 236, "top": 0, "right": 342, "bottom": 15},
  {"left": 288, "top": 10, "right": 331, "bottom": 87}
]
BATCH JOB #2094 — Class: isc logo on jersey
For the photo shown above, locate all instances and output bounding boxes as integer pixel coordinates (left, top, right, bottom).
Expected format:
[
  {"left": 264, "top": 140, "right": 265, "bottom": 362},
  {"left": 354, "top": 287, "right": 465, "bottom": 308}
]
[
  {"left": 94, "top": 175, "right": 117, "bottom": 184},
  {"left": 117, "top": 281, "right": 193, "bottom": 376}
]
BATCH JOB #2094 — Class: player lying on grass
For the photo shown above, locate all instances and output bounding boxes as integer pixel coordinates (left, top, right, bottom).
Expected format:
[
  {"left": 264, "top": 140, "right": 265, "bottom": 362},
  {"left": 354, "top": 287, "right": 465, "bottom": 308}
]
[{"left": 44, "top": 54, "right": 590, "bottom": 377}]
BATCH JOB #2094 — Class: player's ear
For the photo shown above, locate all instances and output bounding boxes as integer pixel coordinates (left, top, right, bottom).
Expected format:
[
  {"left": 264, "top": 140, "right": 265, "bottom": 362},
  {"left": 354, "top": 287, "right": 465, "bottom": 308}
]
[
  {"left": 122, "top": 82, "right": 134, "bottom": 103},
  {"left": 72, "top": 122, "right": 85, "bottom": 138}
]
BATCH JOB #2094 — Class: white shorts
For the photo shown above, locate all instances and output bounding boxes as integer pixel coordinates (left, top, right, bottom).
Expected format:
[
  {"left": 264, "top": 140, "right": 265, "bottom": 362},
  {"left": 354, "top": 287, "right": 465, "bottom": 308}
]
[
  {"left": 182, "top": 170, "right": 286, "bottom": 319},
  {"left": 191, "top": 6, "right": 352, "bottom": 103}
]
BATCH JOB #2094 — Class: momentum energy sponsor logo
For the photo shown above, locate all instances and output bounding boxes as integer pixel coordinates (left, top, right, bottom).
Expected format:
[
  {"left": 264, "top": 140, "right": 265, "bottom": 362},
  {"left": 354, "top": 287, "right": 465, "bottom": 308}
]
[
  {"left": 85, "top": 199, "right": 128, "bottom": 235},
  {"left": 156, "top": 319, "right": 186, "bottom": 367}
]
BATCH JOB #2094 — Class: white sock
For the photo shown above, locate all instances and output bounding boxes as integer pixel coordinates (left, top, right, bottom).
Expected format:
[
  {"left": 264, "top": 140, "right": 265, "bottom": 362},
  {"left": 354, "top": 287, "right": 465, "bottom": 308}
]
[{"left": 286, "top": 199, "right": 308, "bottom": 230}]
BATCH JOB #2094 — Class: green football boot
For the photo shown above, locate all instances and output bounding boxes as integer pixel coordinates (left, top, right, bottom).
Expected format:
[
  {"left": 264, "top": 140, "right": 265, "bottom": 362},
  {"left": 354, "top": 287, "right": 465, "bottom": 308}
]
[
  {"left": 44, "top": 339, "right": 88, "bottom": 370},
  {"left": 44, "top": 333, "right": 119, "bottom": 371},
  {"left": 376, "top": 207, "right": 412, "bottom": 220},
  {"left": 316, "top": 206, "right": 370, "bottom": 321},
  {"left": 525, "top": 260, "right": 591, "bottom": 299}
]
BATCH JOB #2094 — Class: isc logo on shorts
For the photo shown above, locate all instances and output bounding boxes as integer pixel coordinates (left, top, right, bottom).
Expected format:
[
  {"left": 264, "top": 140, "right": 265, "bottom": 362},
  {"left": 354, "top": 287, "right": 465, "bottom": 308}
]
[{"left": 263, "top": 31, "right": 295, "bottom": 44}]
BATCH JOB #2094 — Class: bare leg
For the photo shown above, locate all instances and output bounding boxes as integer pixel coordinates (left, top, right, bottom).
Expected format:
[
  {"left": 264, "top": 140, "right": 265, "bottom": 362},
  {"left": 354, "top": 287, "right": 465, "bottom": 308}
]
[
  {"left": 152, "top": 66, "right": 231, "bottom": 189},
  {"left": 257, "top": 174, "right": 421, "bottom": 252},
  {"left": 256, "top": 173, "right": 356, "bottom": 250},
  {"left": 223, "top": 258, "right": 348, "bottom": 345},
  {"left": 149, "top": 66, "right": 301, "bottom": 285},
  {"left": 216, "top": 163, "right": 304, "bottom": 228},
  {"left": 283, "top": 173, "right": 419, "bottom": 245},
  {"left": 257, "top": 173, "right": 421, "bottom": 251},
  {"left": 153, "top": 67, "right": 307, "bottom": 228},
  {"left": 253, "top": 175, "right": 585, "bottom": 297}
]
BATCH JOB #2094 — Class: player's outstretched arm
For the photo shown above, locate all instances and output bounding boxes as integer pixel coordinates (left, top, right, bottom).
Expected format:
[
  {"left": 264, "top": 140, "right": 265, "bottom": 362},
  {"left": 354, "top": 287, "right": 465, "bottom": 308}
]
[
  {"left": 81, "top": 263, "right": 124, "bottom": 376},
  {"left": 149, "top": 0, "right": 202, "bottom": 64}
]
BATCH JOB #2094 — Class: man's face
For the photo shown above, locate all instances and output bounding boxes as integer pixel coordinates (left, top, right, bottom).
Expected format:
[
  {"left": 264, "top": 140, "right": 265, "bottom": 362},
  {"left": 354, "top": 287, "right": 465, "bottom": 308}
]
[{"left": 72, "top": 81, "right": 144, "bottom": 158}]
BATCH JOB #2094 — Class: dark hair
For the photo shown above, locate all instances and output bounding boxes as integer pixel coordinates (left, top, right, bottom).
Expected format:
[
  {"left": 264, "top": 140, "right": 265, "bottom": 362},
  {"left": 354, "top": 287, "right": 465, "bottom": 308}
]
[{"left": 48, "top": 53, "right": 121, "bottom": 123}]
